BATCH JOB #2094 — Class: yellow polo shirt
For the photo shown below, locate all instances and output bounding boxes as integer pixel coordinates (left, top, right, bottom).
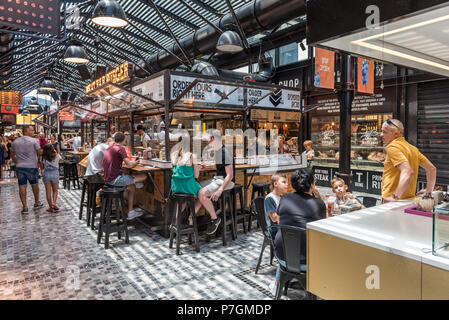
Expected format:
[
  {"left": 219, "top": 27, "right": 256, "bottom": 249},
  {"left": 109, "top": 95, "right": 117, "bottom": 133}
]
[{"left": 382, "top": 137, "right": 429, "bottom": 199}]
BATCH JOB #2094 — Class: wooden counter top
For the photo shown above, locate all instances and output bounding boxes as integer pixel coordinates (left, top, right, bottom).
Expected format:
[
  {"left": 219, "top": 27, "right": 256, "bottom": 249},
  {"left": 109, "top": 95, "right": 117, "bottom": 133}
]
[{"left": 69, "top": 151, "right": 89, "bottom": 156}]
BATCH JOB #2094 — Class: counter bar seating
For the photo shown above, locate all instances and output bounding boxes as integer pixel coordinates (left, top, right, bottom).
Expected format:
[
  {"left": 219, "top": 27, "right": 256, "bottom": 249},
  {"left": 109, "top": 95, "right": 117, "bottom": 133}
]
[
  {"left": 232, "top": 184, "right": 249, "bottom": 233},
  {"left": 62, "top": 161, "right": 80, "bottom": 190},
  {"left": 169, "top": 193, "right": 200, "bottom": 255},
  {"left": 97, "top": 186, "right": 129, "bottom": 249}
]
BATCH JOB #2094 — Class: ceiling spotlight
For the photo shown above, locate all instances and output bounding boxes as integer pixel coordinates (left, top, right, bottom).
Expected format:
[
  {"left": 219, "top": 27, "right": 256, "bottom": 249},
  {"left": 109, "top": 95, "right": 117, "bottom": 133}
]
[
  {"left": 64, "top": 41, "right": 90, "bottom": 64},
  {"left": 216, "top": 30, "right": 244, "bottom": 53},
  {"left": 299, "top": 41, "right": 306, "bottom": 51},
  {"left": 39, "top": 77, "right": 56, "bottom": 91},
  {"left": 91, "top": 0, "right": 128, "bottom": 28}
]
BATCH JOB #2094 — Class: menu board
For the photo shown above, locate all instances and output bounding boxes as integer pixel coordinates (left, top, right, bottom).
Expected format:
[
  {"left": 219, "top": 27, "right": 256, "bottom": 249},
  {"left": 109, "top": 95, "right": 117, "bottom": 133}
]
[
  {"left": 250, "top": 109, "right": 268, "bottom": 121},
  {"left": 1, "top": 104, "right": 19, "bottom": 114},
  {"left": 0, "top": 91, "right": 22, "bottom": 105},
  {"left": 59, "top": 110, "right": 76, "bottom": 121}
]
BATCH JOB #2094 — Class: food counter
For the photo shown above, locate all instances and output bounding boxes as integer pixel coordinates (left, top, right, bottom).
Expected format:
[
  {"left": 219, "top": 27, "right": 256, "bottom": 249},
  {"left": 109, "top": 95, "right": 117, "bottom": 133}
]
[{"left": 306, "top": 200, "right": 449, "bottom": 299}]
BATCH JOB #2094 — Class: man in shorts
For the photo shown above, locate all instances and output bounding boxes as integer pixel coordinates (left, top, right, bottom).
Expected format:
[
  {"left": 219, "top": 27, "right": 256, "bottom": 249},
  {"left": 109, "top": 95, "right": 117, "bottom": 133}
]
[
  {"left": 103, "top": 132, "right": 147, "bottom": 220},
  {"left": 10, "top": 125, "right": 44, "bottom": 214},
  {"left": 197, "top": 130, "right": 234, "bottom": 235}
]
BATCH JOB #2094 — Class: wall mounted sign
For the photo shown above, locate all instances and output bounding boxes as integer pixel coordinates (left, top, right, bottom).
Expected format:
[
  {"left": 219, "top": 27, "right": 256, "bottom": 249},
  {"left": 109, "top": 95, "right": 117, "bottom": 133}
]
[
  {"left": 314, "top": 48, "right": 335, "bottom": 90},
  {"left": 1, "top": 114, "right": 15, "bottom": 126},
  {"left": 0, "top": 0, "right": 60, "bottom": 36},
  {"left": 1, "top": 104, "right": 19, "bottom": 114},
  {"left": 86, "top": 62, "right": 129, "bottom": 94},
  {"left": 170, "top": 75, "right": 301, "bottom": 110},
  {"left": 357, "top": 58, "right": 374, "bottom": 94},
  {"left": 0, "top": 91, "right": 22, "bottom": 105}
]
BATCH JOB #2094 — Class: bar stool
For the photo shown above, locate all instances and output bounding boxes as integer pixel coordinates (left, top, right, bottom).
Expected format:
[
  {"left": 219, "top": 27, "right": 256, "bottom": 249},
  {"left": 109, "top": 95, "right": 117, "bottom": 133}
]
[
  {"left": 232, "top": 184, "right": 249, "bottom": 233},
  {"left": 79, "top": 177, "right": 89, "bottom": 221},
  {"left": 97, "top": 186, "right": 129, "bottom": 249},
  {"left": 169, "top": 193, "right": 200, "bottom": 255},
  {"left": 88, "top": 181, "right": 104, "bottom": 230},
  {"left": 62, "top": 161, "right": 80, "bottom": 190},
  {"left": 248, "top": 182, "right": 271, "bottom": 231},
  {"left": 216, "top": 188, "right": 236, "bottom": 246}
]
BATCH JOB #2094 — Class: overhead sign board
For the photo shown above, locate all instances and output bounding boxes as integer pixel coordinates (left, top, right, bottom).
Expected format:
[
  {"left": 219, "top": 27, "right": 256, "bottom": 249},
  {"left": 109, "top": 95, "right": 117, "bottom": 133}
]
[
  {"left": 170, "top": 75, "right": 300, "bottom": 110},
  {"left": 86, "top": 62, "right": 129, "bottom": 94}
]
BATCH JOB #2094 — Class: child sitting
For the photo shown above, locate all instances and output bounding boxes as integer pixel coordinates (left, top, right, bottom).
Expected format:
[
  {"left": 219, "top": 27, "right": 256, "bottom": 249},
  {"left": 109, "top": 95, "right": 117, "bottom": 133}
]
[
  {"left": 331, "top": 177, "right": 365, "bottom": 212},
  {"left": 264, "top": 173, "right": 289, "bottom": 239}
]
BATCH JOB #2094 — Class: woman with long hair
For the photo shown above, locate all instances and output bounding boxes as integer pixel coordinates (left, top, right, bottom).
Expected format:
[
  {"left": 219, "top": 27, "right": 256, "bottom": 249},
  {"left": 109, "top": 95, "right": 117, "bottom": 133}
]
[
  {"left": 170, "top": 135, "right": 201, "bottom": 224},
  {"left": 42, "top": 144, "right": 63, "bottom": 212}
]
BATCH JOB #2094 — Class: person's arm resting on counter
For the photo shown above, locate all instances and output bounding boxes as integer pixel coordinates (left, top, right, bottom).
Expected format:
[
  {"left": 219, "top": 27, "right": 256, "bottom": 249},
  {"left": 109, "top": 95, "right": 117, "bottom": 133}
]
[
  {"left": 418, "top": 160, "right": 437, "bottom": 195},
  {"left": 123, "top": 157, "right": 139, "bottom": 168}
]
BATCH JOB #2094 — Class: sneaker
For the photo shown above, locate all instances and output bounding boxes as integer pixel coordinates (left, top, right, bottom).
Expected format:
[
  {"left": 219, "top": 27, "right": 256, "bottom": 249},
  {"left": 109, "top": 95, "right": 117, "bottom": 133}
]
[
  {"left": 135, "top": 182, "right": 144, "bottom": 189},
  {"left": 33, "top": 202, "right": 44, "bottom": 210},
  {"left": 206, "top": 217, "right": 221, "bottom": 235},
  {"left": 127, "top": 210, "right": 143, "bottom": 220},
  {"left": 21, "top": 207, "right": 29, "bottom": 214},
  {"left": 46, "top": 208, "right": 54, "bottom": 213}
]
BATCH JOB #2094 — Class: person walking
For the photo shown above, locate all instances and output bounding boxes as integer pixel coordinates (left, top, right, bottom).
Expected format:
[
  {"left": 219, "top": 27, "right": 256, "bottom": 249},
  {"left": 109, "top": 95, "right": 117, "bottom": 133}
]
[
  {"left": 42, "top": 144, "right": 63, "bottom": 212},
  {"left": 10, "top": 125, "right": 44, "bottom": 214},
  {"left": 380, "top": 119, "right": 437, "bottom": 202}
]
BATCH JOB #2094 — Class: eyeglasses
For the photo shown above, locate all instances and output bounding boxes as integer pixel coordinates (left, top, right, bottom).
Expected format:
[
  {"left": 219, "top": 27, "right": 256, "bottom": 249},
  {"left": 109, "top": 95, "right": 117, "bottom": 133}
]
[{"left": 386, "top": 119, "right": 402, "bottom": 133}]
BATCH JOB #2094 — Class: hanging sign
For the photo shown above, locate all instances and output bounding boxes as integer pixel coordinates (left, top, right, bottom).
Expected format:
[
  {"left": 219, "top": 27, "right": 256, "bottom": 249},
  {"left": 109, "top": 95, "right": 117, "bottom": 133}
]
[
  {"left": 314, "top": 48, "right": 335, "bottom": 90},
  {"left": 1, "top": 104, "right": 19, "bottom": 114},
  {"left": 59, "top": 110, "right": 76, "bottom": 121},
  {"left": 170, "top": 75, "right": 300, "bottom": 110},
  {"left": 85, "top": 62, "right": 129, "bottom": 94},
  {"left": 250, "top": 109, "right": 268, "bottom": 121},
  {"left": 357, "top": 57, "right": 375, "bottom": 94}
]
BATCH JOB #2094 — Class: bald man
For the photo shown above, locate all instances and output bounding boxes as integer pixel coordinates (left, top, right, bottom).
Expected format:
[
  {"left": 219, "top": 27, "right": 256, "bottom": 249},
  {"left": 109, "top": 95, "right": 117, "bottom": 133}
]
[{"left": 380, "top": 119, "right": 436, "bottom": 203}]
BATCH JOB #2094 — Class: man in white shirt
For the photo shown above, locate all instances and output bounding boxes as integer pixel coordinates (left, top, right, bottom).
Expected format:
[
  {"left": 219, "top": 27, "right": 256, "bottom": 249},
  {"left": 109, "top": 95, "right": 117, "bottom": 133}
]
[
  {"left": 85, "top": 138, "right": 114, "bottom": 182},
  {"left": 156, "top": 121, "right": 175, "bottom": 141},
  {"left": 136, "top": 125, "right": 152, "bottom": 148},
  {"left": 71, "top": 131, "right": 81, "bottom": 150}
]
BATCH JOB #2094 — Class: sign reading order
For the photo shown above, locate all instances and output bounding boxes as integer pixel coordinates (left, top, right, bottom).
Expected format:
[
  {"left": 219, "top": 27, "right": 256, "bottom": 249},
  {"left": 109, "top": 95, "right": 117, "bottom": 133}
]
[{"left": 85, "top": 62, "right": 129, "bottom": 94}]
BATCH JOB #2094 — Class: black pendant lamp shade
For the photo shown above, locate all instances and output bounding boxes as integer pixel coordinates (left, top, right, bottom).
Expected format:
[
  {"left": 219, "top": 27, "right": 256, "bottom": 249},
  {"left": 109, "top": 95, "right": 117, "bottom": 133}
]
[
  {"left": 216, "top": 30, "right": 244, "bottom": 53},
  {"left": 64, "top": 41, "right": 90, "bottom": 64},
  {"left": 39, "top": 78, "right": 56, "bottom": 91},
  {"left": 91, "top": 0, "right": 128, "bottom": 28}
]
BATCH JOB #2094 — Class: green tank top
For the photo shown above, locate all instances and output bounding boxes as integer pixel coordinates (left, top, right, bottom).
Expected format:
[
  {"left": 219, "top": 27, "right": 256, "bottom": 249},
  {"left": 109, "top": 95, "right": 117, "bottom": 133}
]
[{"left": 171, "top": 154, "right": 201, "bottom": 198}]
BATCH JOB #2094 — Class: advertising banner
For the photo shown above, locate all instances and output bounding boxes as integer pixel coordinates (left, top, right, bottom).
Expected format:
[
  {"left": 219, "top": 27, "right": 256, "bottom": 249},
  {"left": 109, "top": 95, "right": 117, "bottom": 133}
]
[
  {"left": 0, "top": 91, "right": 22, "bottom": 105},
  {"left": 314, "top": 48, "right": 335, "bottom": 90},
  {"left": 357, "top": 58, "right": 375, "bottom": 94}
]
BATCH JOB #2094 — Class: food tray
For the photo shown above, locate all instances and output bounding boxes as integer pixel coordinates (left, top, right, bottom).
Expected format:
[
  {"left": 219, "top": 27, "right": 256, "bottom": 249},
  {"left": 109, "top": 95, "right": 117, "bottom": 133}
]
[{"left": 404, "top": 205, "right": 432, "bottom": 218}]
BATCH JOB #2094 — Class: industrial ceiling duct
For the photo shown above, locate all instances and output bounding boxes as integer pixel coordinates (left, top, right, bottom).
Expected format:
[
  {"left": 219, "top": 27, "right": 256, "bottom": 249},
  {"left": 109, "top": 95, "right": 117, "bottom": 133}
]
[{"left": 135, "top": 0, "right": 306, "bottom": 78}]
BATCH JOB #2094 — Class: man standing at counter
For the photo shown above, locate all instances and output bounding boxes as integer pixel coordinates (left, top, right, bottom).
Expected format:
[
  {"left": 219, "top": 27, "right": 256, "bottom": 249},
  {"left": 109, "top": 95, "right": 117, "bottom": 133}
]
[
  {"left": 136, "top": 125, "right": 152, "bottom": 148},
  {"left": 381, "top": 119, "right": 436, "bottom": 202}
]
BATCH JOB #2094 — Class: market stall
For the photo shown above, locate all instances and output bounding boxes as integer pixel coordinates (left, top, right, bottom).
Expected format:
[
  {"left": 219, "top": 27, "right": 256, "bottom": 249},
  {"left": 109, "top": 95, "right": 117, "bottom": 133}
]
[{"left": 85, "top": 68, "right": 305, "bottom": 237}]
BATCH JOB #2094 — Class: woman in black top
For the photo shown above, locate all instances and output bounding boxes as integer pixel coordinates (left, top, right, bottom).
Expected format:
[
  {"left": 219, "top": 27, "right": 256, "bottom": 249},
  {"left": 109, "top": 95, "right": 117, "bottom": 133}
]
[{"left": 272, "top": 168, "right": 326, "bottom": 290}]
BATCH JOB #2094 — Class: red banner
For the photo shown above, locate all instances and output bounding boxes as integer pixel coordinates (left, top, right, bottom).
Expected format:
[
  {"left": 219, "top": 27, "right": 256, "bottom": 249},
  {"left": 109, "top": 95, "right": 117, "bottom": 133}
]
[
  {"left": 314, "top": 48, "right": 335, "bottom": 90},
  {"left": 59, "top": 110, "right": 76, "bottom": 121},
  {"left": 1, "top": 104, "right": 19, "bottom": 114},
  {"left": 357, "top": 57, "right": 374, "bottom": 94}
]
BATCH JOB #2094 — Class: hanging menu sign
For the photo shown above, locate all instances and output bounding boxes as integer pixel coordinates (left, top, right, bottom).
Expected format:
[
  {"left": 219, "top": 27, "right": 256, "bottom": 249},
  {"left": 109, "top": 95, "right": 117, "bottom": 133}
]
[
  {"left": 314, "top": 48, "right": 335, "bottom": 90},
  {"left": 1, "top": 104, "right": 19, "bottom": 114},
  {"left": 85, "top": 62, "right": 129, "bottom": 94},
  {"left": 59, "top": 110, "right": 76, "bottom": 121},
  {"left": 250, "top": 109, "right": 268, "bottom": 121},
  {"left": 170, "top": 74, "right": 300, "bottom": 110},
  {"left": 357, "top": 58, "right": 375, "bottom": 94}
]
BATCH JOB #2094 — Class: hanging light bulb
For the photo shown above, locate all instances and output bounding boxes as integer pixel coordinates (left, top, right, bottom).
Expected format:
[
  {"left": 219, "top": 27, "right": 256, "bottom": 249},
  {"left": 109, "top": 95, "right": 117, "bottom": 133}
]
[
  {"left": 91, "top": 0, "right": 128, "bottom": 28},
  {"left": 64, "top": 40, "right": 90, "bottom": 64}
]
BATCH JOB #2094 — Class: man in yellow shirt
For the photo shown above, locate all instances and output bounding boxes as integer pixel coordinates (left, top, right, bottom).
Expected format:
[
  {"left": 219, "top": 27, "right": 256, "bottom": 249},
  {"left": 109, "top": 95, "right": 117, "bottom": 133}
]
[{"left": 381, "top": 119, "right": 436, "bottom": 202}]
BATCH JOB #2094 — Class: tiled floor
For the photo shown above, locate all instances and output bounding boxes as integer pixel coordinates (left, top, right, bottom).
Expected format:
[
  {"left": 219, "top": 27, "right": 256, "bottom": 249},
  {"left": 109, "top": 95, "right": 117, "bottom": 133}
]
[{"left": 0, "top": 178, "right": 310, "bottom": 300}]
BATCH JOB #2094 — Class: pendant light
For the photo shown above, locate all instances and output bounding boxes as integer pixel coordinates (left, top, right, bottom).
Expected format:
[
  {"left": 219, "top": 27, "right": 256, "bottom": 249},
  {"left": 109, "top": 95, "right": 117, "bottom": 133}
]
[
  {"left": 39, "top": 77, "right": 56, "bottom": 91},
  {"left": 216, "top": 30, "right": 244, "bottom": 53},
  {"left": 64, "top": 40, "right": 90, "bottom": 64},
  {"left": 91, "top": 0, "right": 128, "bottom": 28}
]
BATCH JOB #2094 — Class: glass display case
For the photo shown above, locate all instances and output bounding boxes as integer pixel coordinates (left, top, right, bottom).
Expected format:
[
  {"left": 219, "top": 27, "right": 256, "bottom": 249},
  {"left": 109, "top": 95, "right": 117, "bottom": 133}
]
[
  {"left": 433, "top": 201, "right": 449, "bottom": 259},
  {"left": 311, "top": 113, "right": 393, "bottom": 171}
]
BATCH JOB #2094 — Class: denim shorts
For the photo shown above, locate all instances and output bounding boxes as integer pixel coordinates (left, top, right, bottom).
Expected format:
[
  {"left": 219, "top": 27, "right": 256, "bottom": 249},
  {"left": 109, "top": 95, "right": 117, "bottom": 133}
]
[
  {"left": 106, "top": 174, "right": 134, "bottom": 187},
  {"left": 43, "top": 169, "right": 59, "bottom": 183},
  {"left": 16, "top": 167, "right": 39, "bottom": 187}
]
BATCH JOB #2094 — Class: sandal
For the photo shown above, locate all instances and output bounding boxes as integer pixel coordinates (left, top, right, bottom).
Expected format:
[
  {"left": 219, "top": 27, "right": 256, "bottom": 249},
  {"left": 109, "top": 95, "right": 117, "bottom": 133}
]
[
  {"left": 46, "top": 208, "right": 54, "bottom": 213},
  {"left": 52, "top": 205, "right": 60, "bottom": 211}
]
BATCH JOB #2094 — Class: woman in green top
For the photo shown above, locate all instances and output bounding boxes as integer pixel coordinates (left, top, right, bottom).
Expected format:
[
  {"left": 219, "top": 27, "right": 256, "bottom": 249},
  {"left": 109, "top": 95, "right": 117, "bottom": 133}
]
[{"left": 171, "top": 136, "right": 202, "bottom": 225}]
